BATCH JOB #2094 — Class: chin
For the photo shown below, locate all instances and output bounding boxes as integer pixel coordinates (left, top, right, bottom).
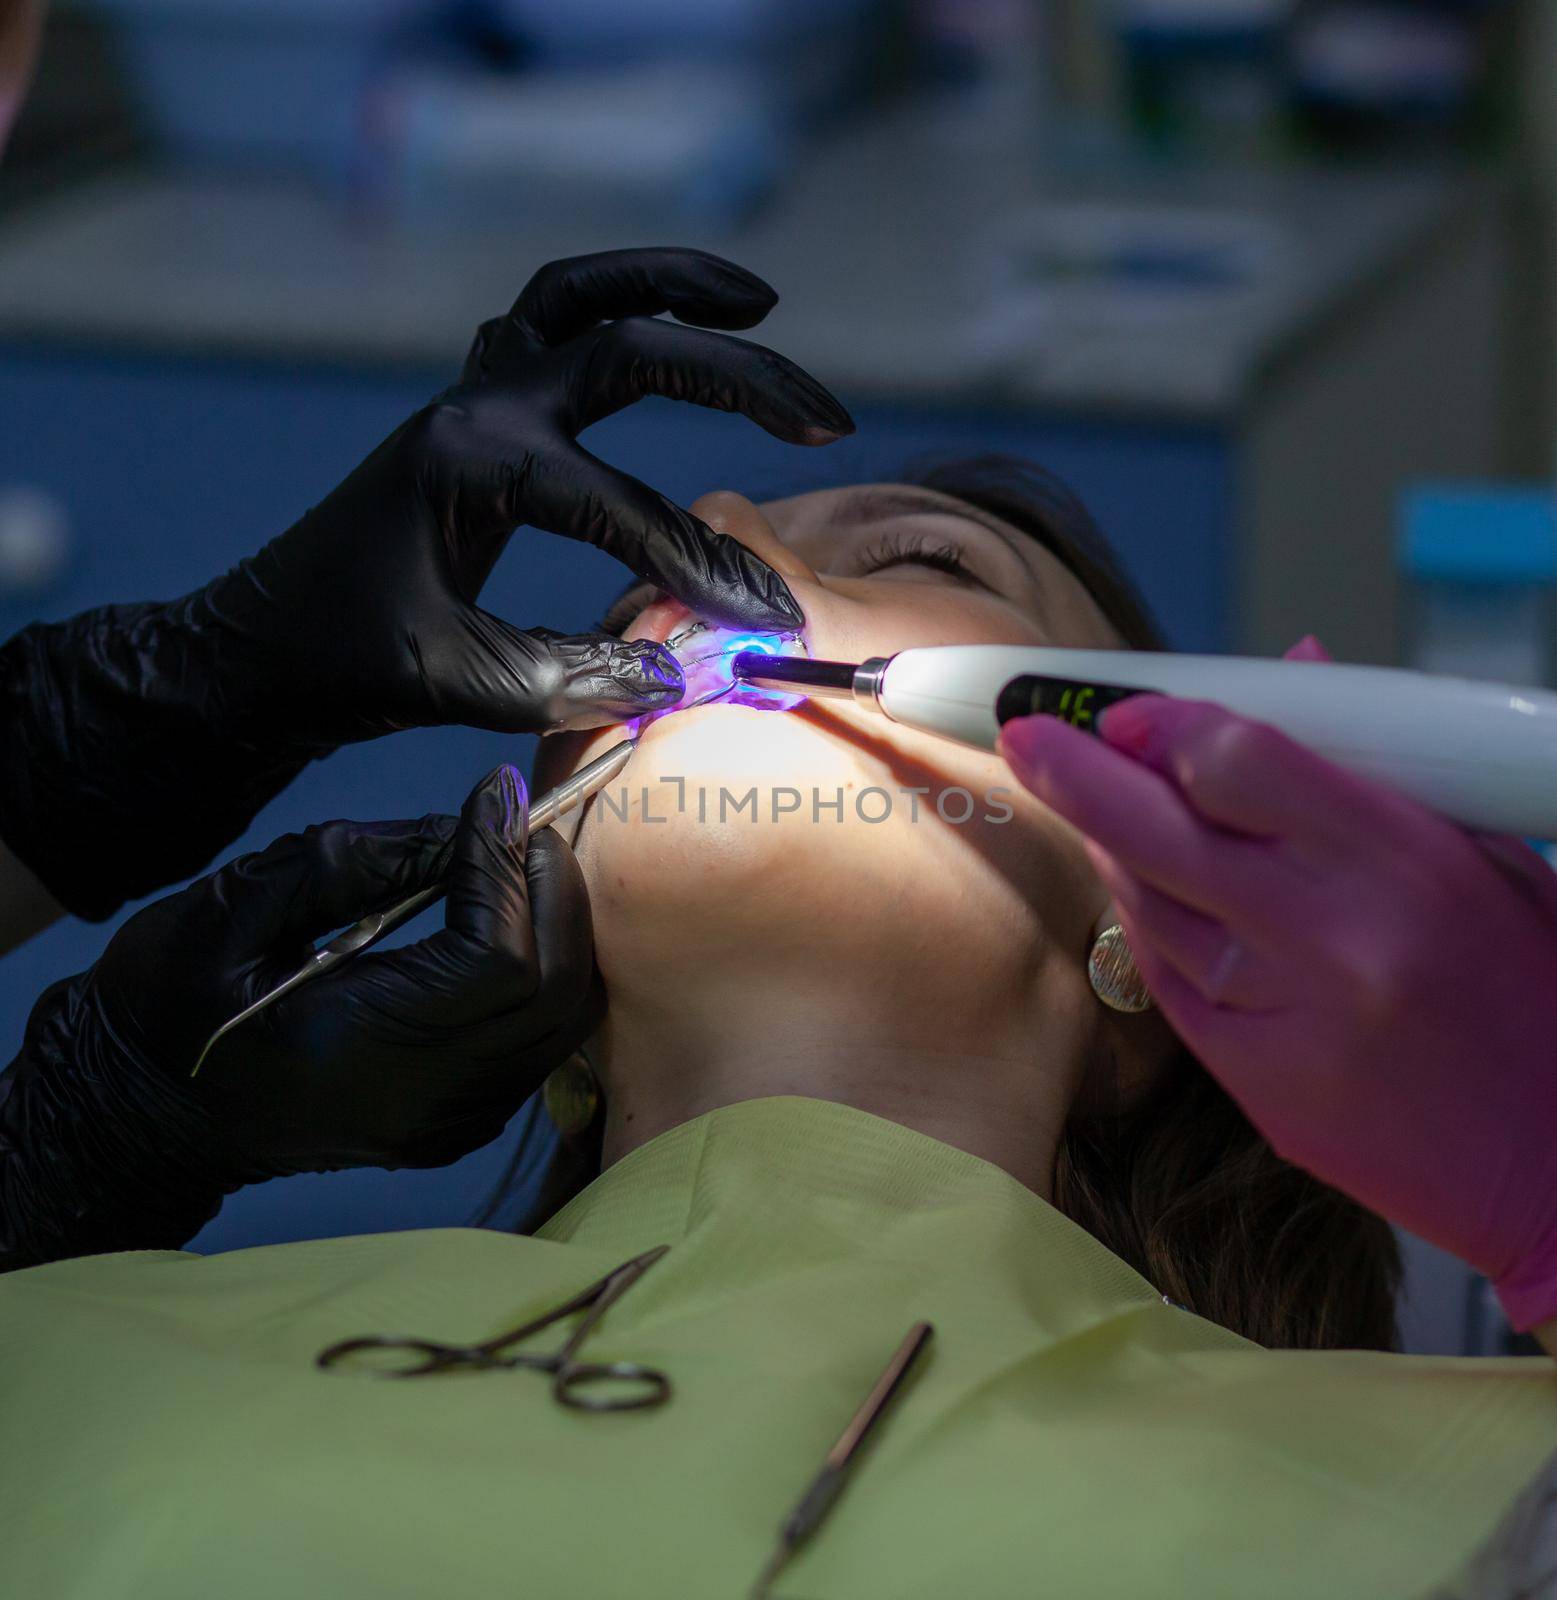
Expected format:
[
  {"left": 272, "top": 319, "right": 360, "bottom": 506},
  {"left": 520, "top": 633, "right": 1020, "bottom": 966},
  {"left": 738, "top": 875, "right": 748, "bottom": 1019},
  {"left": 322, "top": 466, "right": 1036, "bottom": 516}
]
[
  {"left": 574, "top": 700, "right": 859, "bottom": 907},
  {"left": 568, "top": 698, "right": 1053, "bottom": 997}
]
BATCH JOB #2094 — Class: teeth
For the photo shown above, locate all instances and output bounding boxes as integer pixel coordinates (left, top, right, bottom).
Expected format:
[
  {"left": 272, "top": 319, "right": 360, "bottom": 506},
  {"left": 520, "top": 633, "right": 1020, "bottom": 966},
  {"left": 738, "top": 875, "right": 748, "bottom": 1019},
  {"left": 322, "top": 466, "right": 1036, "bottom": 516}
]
[
  {"left": 662, "top": 620, "right": 810, "bottom": 717},
  {"left": 678, "top": 642, "right": 733, "bottom": 670},
  {"left": 666, "top": 618, "right": 711, "bottom": 650}
]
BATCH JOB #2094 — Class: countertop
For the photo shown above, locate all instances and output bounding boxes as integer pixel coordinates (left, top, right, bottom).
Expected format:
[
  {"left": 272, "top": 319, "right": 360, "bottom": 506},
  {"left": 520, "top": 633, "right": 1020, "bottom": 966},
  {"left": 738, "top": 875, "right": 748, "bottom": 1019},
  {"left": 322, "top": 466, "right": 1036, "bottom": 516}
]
[{"left": 0, "top": 97, "right": 1484, "bottom": 420}]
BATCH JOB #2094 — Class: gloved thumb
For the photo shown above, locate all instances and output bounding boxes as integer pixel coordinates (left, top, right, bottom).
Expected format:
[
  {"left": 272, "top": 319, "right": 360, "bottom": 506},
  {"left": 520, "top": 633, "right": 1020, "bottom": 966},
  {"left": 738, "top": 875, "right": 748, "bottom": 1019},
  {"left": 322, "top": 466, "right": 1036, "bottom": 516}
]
[
  {"left": 427, "top": 764, "right": 594, "bottom": 1027},
  {"left": 447, "top": 614, "right": 683, "bottom": 733},
  {"left": 212, "top": 815, "right": 457, "bottom": 958},
  {"left": 442, "top": 764, "right": 535, "bottom": 976}
]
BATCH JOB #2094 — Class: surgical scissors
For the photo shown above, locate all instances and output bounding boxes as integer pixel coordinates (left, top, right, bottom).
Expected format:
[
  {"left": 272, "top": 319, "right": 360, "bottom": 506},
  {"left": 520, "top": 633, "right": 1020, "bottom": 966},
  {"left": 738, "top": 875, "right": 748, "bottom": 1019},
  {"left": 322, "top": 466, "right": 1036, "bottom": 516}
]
[{"left": 315, "top": 1245, "right": 672, "bottom": 1413}]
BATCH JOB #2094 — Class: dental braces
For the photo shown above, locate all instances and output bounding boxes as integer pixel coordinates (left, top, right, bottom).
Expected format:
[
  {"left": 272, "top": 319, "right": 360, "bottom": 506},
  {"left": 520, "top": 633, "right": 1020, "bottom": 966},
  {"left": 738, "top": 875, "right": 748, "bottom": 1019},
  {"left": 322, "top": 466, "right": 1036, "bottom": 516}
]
[
  {"left": 666, "top": 618, "right": 807, "bottom": 665},
  {"left": 665, "top": 618, "right": 809, "bottom": 712}
]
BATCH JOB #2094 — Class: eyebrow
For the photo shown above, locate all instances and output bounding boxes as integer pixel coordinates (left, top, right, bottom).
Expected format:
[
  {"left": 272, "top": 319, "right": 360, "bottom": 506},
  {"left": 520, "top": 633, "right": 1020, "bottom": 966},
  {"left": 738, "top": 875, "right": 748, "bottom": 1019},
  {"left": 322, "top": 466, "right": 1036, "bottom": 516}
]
[{"left": 822, "top": 486, "right": 1028, "bottom": 563}]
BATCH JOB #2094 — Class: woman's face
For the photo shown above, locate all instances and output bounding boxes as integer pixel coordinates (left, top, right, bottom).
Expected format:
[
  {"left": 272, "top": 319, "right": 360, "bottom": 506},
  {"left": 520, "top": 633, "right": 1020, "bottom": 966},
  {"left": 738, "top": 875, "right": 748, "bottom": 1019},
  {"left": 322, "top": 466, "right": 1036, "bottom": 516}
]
[{"left": 538, "top": 483, "right": 1133, "bottom": 1077}]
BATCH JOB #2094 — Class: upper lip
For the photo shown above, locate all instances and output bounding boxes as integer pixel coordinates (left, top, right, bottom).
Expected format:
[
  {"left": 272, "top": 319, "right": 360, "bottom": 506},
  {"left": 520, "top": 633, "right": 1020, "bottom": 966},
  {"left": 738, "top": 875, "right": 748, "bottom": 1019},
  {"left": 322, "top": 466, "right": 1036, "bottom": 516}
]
[{"left": 628, "top": 595, "right": 695, "bottom": 646}]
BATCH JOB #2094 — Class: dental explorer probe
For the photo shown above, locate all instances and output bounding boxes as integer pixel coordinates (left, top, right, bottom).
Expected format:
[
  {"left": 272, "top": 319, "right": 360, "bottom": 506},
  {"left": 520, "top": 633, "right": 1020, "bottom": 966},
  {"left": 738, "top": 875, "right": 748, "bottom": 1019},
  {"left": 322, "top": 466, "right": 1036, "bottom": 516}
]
[
  {"left": 750, "top": 1321, "right": 934, "bottom": 1600},
  {"left": 191, "top": 680, "right": 734, "bottom": 1078},
  {"left": 730, "top": 645, "right": 1557, "bottom": 838}
]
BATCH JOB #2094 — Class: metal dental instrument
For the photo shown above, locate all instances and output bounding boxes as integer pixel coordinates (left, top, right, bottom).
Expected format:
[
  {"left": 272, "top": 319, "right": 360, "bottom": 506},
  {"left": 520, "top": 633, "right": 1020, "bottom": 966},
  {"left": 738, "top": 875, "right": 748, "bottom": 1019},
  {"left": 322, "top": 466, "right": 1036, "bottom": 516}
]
[
  {"left": 731, "top": 644, "right": 1557, "bottom": 837},
  {"left": 750, "top": 1320, "right": 934, "bottom": 1600},
  {"left": 191, "top": 679, "right": 735, "bottom": 1078},
  {"left": 315, "top": 1244, "right": 672, "bottom": 1412}
]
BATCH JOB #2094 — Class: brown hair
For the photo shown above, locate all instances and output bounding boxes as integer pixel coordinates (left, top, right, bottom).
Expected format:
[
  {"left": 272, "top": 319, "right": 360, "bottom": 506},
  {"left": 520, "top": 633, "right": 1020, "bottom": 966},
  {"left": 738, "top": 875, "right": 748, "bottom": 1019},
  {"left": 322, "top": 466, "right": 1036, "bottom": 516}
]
[{"left": 908, "top": 456, "right": 1401, "bottom": 1351}]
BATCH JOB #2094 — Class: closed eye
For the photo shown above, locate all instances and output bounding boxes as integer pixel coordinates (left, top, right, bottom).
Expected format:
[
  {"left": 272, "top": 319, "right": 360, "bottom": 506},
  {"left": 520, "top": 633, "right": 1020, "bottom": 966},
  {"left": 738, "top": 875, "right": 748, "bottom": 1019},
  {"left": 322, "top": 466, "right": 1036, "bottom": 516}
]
[
  {"left": 854, "top": 529, "right": 984, "bottom": 586},
  {"left": 597, "top": 522, "right": 990, "bottom": 636}
]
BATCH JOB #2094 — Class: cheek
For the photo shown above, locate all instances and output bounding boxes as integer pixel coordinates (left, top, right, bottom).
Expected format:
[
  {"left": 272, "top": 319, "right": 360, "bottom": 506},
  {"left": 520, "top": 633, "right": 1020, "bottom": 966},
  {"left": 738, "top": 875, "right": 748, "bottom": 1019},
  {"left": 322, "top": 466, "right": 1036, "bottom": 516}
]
[
  {"left": 564, "top": 561, "right": 1111, "bottom": 1004},
  {"left": 574, "top": 699, "right": 1105, "bottom": 1003},
  {"left": 792, "top": 577, "right": 1048, "bottom": 663},
  {"left": 578, "top": 709, "right": 863, "bottom": 926}
]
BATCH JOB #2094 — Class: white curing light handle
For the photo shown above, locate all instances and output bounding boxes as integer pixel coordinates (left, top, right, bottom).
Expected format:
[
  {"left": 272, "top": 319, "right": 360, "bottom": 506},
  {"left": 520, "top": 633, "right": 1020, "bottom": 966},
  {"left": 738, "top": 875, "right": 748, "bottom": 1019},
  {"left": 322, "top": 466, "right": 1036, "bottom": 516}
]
[{"left": 875, "top": 645, "right": 1557, "bottom": 839}]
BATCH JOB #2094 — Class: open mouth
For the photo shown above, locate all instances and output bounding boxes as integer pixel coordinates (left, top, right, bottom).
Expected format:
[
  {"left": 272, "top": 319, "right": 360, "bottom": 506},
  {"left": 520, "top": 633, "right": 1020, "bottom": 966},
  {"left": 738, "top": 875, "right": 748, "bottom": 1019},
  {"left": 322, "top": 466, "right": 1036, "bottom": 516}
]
[
  {"left": 658, "top": 619, "right": 809, "bottom": 716},
  {"left": 543, "top": 620, "right": 810, "bottom": 847}
]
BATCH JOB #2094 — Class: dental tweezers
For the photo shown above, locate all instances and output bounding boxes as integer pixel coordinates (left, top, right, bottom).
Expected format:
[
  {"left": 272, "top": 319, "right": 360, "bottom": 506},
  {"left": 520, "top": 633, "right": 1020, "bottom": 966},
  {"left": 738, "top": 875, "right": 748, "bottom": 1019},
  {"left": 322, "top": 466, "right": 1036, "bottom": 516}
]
[{"left": 190, "top": 681, "right": 733, "bottom": 1078}]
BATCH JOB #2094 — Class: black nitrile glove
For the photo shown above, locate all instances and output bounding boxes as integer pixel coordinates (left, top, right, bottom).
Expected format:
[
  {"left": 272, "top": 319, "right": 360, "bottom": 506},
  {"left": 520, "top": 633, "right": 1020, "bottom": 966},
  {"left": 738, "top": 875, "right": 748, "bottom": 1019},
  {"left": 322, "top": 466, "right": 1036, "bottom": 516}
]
[
  {"left": 0, "top": 765, "right": 596, "bottom": 1269},
  {"left": 0, "top": 248, "right": 852, "bottom": 919}
]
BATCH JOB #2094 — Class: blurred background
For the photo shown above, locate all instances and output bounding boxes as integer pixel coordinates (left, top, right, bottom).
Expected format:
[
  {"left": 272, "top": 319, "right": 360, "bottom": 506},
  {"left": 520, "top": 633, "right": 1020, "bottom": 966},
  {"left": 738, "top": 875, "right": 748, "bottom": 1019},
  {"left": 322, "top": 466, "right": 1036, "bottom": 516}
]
[{"left": 1, "top": 0, "right": 1553, "bottom": 1355}]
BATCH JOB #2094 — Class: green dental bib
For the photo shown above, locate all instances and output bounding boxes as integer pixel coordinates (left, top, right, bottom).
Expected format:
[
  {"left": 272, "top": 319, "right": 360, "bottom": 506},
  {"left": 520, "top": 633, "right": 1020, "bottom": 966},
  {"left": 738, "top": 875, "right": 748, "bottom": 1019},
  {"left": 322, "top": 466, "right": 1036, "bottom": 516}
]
[{"left": 1, "top": 1097, "right": 1551, "bottom": 1598}]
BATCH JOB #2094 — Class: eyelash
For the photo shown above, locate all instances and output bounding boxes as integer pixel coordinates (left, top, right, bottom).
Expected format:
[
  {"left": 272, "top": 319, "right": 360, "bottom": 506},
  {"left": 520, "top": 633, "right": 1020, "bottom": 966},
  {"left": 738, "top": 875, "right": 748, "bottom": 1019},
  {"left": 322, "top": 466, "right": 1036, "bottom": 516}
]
[
  {"left": 596, "top": 528, "right": 982, "bottom": 637},
  {"left": 856, "top": 530, "right": 980, "bottom": 584}
]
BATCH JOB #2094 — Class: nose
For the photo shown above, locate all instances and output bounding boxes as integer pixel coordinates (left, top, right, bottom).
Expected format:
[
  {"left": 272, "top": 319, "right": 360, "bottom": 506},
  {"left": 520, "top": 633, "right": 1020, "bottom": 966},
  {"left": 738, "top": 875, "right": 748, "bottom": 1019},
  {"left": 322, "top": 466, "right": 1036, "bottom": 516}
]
[{"left": 690, "top": 491, "right": 818, "bottom": 590}]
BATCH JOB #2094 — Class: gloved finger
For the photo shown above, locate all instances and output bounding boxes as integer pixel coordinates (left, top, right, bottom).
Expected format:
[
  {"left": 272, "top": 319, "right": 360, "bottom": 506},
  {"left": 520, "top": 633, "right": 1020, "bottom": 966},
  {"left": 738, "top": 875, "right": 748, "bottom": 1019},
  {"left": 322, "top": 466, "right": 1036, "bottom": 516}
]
[
  {"left": 515, "top": 826, "right": 595, "bottom": 1027},
  {"left": 1471, "top": 832, "right": 1557, "bottom": 920},
  {"left": 438, "top": 613, "right": 683, "bottom": 733},
  {"left": 462, "top": 250, "right": 782, "bottom": 382},
  {"left": 529, "top": 442, "right": 804, "bottom": 632},
  {"left": 393, "top": 942, "right": 601, "bottom": 1172},
  {"left": 206, "top": 815, "right": 457, "bottom": 955},
  {"left": 998, "top": 714, "right": 1294, "bottom": 928},
  {"left": 393, "top": 1112, "right": 518, "bottom": 1172},
  {"left": 573, "top": 316, "right": 856, "bottom": 443},
  {"left": 383, "top": 957, "right": 598, "bottom": 1172},
  {"left": 514, "top": 247, "right": 781, "bottom": 348},
  {"left": 439, "top": 764, "right": 536, "bottom": 1002},
  {"left": 404, "top": 766, "right": 591, "bottom": 1027},
  {"left": 1097, "top": 695, "right": 1418, "bottom": 849},
  {"left": 1283, "top": 634, "right": 1333, "bottom": 662},
  {"left": 1109, "top": 916, "right": 1283, "bottom": 1104},
  {"left": 1086, "top": 841, "right": 1285, "bottom": 1011}
]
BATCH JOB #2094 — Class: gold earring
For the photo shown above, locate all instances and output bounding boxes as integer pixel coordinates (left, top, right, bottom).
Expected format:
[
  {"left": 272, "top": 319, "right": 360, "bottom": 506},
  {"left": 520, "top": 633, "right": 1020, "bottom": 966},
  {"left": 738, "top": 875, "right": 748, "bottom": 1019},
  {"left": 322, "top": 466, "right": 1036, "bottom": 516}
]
[
  {"left": 1088, "top": 924, "right": 1154, "bottom": 1014},
  {"left": 543, "top": 1051, "right": 602, "bottom": 1140}
]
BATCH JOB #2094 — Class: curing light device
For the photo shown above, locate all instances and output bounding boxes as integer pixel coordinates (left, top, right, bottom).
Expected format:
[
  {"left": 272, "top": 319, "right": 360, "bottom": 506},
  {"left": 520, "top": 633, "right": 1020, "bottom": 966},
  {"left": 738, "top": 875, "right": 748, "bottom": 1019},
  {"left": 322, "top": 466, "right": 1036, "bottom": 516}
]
[{"left": 731, "top": 644, "right": 1557, "bottom": 837}]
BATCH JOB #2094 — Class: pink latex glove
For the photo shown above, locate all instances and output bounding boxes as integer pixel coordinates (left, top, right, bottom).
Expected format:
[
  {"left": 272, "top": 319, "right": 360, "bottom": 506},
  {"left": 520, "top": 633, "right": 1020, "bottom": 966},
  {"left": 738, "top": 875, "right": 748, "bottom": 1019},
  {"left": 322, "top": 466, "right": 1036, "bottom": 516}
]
[{"left": 998, "top": 637, "right": 1557, "bottom": 1332}]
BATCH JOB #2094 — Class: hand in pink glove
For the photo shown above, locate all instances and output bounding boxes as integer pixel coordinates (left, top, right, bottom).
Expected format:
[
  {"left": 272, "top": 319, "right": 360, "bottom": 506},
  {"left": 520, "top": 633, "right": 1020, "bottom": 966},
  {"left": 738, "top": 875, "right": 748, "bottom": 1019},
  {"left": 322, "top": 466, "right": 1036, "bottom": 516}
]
[{"left": 998, "top": 638, "right": 1557, "bottom": 1333}]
